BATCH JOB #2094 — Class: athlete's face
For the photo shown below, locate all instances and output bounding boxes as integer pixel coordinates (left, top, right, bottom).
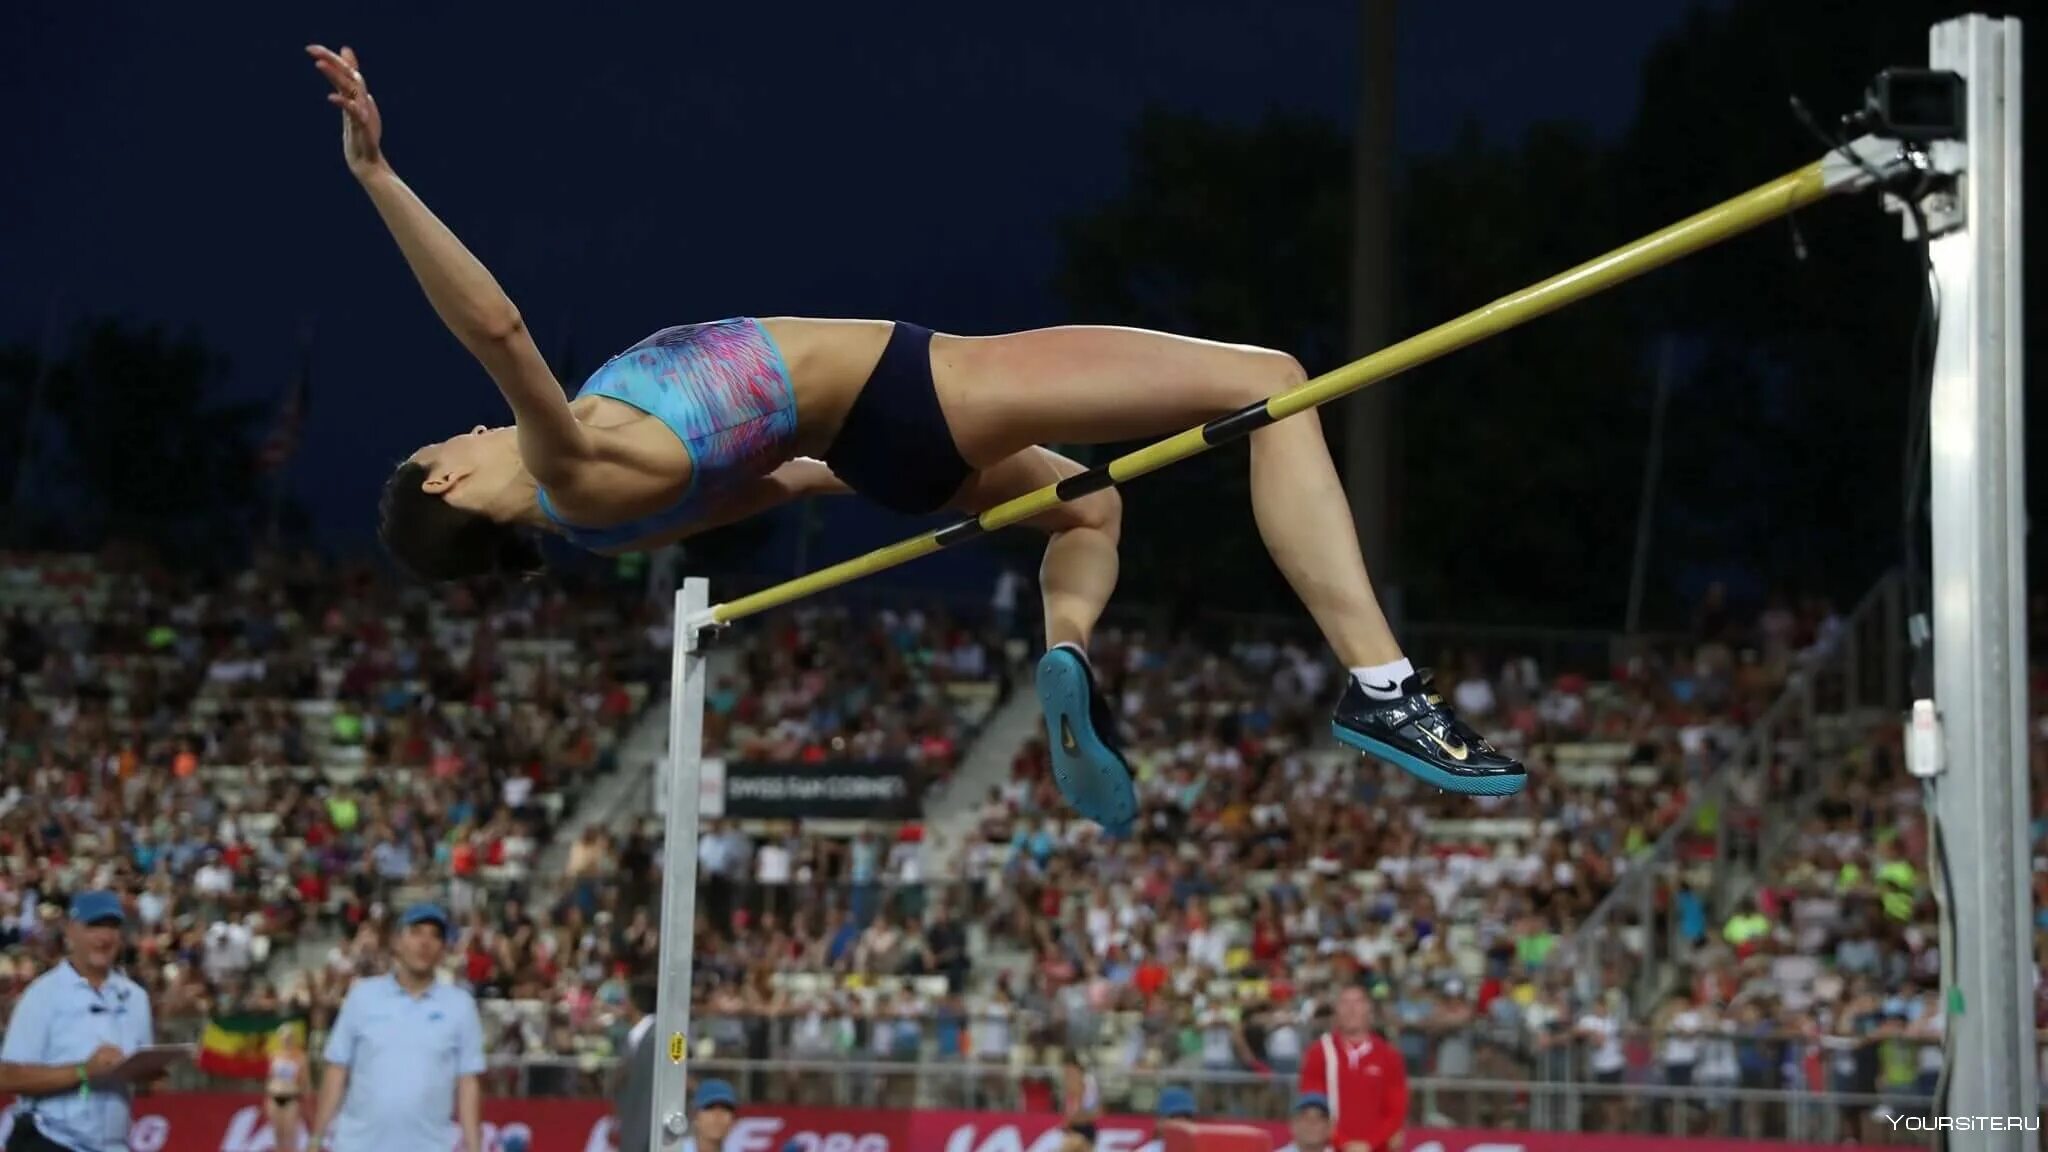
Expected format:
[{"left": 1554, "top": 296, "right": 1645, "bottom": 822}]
[{"left": 411, "top": 424, "right": 521, "bottom": 511}]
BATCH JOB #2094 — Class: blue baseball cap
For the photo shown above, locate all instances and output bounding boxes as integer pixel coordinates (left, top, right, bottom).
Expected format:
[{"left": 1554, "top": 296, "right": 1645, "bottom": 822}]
[
  {"left": 68, "top": 890, "right": 125, "bottom": 927},
  {"left": 1157, "top": 1087, "right": 1197, "bottom": 1119},
  {"left": 694, "top": 1079, "right": 738, "bottom": 1112},
  {"left": 1293, "top": 1093, "right": 1331, "bottom": 1116},
  {"left": 398, "top": 903, "right": 451, "bottom": 934}
]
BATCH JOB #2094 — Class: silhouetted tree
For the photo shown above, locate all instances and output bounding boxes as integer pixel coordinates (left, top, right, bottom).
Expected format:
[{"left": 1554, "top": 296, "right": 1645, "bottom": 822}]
[
  {"left": 1053, "top": 0, "right": 2038, "bottom": 628},
  {"left": 7, "top": 319, "right": 268, "bottom": 557},
  {"left": 1055, "top": 112, "right": 1643, "bottom": 625}
]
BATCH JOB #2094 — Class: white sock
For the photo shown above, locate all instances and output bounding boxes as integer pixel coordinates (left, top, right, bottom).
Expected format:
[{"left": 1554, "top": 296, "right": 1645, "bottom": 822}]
[
  {"left": 1351, "top": 659, "right": 1415, "bottom": 700},
  {"left": 1053, "top": 641, "right": 1090, "bottom": 667}
]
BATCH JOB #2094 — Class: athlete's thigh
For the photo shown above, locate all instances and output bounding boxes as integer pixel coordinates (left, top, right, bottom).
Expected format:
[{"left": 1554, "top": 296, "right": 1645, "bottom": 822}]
[
  {"left": 932, "top": 325, "right": 1299, "bottom": 467},
  {"left": 948, "top": 447, "right": 1116, "bottom": 535}
]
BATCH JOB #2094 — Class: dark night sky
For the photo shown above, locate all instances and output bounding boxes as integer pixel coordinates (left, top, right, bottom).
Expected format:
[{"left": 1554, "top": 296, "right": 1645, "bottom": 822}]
[{"left": 3, "top": 0, "right": 1704, "bottom": 549}]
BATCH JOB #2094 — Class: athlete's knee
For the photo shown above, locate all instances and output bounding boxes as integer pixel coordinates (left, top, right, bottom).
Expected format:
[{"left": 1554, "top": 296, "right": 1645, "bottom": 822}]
[
  {"left": 1050, "top": 485, "right": 1122, "bottom": 543},
  {"left": 1076, "top": 485, "right": 1122, "bottom": 540},
  {"left": 1262, "top": 348, "right": 1308, "bottom": 387},
  {"left": 1230, "top": 347, "right": 1307, "bottom": 406}
]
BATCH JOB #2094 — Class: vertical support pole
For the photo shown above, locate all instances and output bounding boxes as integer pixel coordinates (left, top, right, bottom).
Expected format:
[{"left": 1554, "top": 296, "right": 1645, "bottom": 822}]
[
  {"left": 1711, "top": 768, "right": 1731, "bottom": 914},
  {"left": 1636, "top": 871, "right": 1656, "bottom": 1010},
  {"left": 1346, "top": 0, "right": 1400, "bottom": 626},
  {"left": 652, "top": 578, "right": 711, "bottom": 1149},
  {"left": 1844, "top": 626, "right": 1861, "bottom": 714},
  {"left": 1625, "top": 337, "right": 1676, "bottom": 636},
  {"left": 1927, "top": 14, "right": 2033, "bottom": 1140},
  {"left": 1798, "top": 675, "right": 1817, "bottom": 821}
]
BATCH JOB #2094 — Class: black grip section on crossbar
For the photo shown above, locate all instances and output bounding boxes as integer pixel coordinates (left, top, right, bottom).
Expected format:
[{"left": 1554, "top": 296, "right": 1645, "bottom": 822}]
[{"left": 1200, "top": 400, "right": 1278, "bottom": 446}]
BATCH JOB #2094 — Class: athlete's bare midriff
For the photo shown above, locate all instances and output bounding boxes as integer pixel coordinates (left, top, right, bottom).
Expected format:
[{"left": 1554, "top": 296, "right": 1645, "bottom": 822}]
[
  {"left": 546, "top": 317, "right": 900, "bottom": 524},
  {"left": 755, "top": 317, "right": 897, "bottom": 456},
  {"left": 767, "top": 316, "right": 992, "bottom": 462}
]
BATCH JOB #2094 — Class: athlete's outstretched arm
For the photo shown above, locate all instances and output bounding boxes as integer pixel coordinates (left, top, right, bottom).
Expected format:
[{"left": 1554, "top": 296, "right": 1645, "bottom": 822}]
[{"left": 307, "top": 44, "right": 590, "bottom": 485}]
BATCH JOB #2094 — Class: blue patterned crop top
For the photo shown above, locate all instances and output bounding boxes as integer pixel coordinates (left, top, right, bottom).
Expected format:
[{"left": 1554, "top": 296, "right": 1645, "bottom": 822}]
[{"left": 536, "top": 318, "right": 799, "bottom": 551}]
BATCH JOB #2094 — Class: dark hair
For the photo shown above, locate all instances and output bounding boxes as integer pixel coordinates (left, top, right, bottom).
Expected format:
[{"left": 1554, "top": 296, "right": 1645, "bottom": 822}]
[{"left": 379, "top": 461, "right": 545, "bottom": 582}]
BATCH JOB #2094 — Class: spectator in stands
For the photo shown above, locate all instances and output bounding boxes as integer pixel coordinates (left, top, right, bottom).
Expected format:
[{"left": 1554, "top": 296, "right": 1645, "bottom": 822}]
[{"left": 1574, "top": 990, "right": 1628, "bottom": 1130}]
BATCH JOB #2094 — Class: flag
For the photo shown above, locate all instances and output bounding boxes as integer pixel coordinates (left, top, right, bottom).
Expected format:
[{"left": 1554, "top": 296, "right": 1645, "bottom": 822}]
[
  {"left": 197, "top": 1011, "right": 306, "bottom": 1080},
  {"left": 258, "top": 327, "right": 314, "bottom": 474}
]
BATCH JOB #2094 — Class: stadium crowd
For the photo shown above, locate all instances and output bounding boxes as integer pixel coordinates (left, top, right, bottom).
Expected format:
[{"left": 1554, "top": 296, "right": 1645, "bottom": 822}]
[
  {"left": 702, "top": 599, "right": 1009, "bottom": 787},
  {"left": 0, "top": 548, "right": 661, "bottom": 1047},
  {"left": 6, "top": 548, "right": 2043, "bottom": 1145}
]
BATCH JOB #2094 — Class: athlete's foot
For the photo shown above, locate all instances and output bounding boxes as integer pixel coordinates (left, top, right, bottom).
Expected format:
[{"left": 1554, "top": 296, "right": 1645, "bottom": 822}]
[
  {"left": 1332, "top": 672, "right": 1527, "bottom": 796},
  {"left": 1036, "top": 643, "right": 1138, "bottom": 835}
]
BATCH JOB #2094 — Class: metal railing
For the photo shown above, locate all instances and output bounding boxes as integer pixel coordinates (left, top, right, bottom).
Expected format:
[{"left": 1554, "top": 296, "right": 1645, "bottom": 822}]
[{"left": 1548, "top": 572, "right": 1906, "bottom": 1017}]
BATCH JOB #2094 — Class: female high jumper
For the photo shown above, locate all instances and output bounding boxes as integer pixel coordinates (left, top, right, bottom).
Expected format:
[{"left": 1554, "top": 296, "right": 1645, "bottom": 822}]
[{"left": 307, "top": 44, "right": 1525, "bottom": 832}]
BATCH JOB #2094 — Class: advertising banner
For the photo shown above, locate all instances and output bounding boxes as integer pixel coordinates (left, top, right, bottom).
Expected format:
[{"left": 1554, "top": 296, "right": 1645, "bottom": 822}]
[{"left": 0, "top": 1094, "right": 1872, "bottom": 1152}]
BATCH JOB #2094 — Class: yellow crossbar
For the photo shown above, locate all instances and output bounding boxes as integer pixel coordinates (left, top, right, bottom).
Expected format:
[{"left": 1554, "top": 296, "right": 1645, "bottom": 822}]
[{"left": 701, "top": 159, "right": 1834, "bottom": 628}]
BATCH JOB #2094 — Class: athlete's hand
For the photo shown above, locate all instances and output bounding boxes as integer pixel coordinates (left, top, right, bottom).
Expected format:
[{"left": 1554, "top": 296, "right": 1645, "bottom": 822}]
[{"left": 307, "top": 44, "right": 386, "bottom": 179}]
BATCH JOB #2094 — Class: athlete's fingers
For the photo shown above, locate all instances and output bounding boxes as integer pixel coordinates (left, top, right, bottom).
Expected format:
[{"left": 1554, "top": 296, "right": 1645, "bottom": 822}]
[
  {"left": 340, "top": 46, "right": 359, "bottom": 70},
  {"left": 312, "top": 58, "right": 351, "bottom": 95},
  {"left": 307, "top": 48, "right": 364, "bottom": 97}
]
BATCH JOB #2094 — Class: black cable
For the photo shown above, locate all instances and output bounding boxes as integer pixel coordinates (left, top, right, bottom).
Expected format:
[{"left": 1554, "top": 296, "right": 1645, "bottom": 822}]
[{"left": 1791, "top": 92, "right": 1954, "bottom": 1142}]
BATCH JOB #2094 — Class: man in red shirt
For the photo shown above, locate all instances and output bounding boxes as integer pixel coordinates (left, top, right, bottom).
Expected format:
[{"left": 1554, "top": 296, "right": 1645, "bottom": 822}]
[{"left": 1297, "top": 982, "right": 1409, "bottom": 1152}]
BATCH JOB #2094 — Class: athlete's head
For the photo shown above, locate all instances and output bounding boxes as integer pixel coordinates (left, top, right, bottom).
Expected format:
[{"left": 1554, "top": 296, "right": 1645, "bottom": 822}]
[{"left": 381, "top": 425, "right": 543, "bottom": 582}]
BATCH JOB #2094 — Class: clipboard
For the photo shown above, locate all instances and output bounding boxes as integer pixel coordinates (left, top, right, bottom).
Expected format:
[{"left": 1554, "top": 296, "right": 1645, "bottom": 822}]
[{"left": 97, "top": 1045, "right": 196, "bottom": 1085}]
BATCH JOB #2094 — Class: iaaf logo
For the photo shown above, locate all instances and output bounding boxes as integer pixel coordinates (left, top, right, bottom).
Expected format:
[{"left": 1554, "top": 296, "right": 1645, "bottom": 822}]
[
  {"left": 21, "top": 1106, "right": 902, "bottom": 1152},
  {"left": 719, "top": 1117, "right": 892, "bottom": 1152},
  {"left": 590, "top": 1115, "right": 894, "bottom": 1152},
  {"left": 218, "top": 1106, "right": 543, "bottom": 1152},
  {"left": 0, "top": 1114, "right": 175, "bottom": 1152},
  {"left": 944, "top": 1124, "right": 1163, "bottom": 1152}
]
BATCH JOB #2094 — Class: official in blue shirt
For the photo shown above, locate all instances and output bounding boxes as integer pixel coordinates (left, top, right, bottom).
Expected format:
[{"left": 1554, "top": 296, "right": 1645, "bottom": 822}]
[
  {"left": 0, "top": 891, "right": 156, "bottom": 1152},
  {"left": 310, "top": 904, "right": 485, "bottom": 1152}
]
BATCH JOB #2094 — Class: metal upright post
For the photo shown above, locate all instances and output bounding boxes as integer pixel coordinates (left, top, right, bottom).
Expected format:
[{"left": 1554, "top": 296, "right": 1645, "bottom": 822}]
[
  {"left": 1346, "top": 0, "right": 1400, "bottom": 624},
  {"left": 1926, "top": 14, "right": 2032, "bottom": 1141},
  {"left": 652, "top": 578, "right": 711, "bottom": 1149}
]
